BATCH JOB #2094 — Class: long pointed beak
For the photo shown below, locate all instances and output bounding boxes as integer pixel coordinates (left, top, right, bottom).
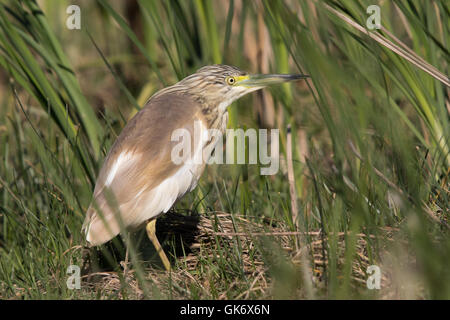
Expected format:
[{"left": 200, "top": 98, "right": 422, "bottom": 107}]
[{"left": 236, "top": 73, "right": 309, "bottom": 88}]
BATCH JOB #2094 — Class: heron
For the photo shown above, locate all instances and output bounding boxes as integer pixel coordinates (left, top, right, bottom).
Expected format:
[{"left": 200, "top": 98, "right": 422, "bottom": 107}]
[{"left": 82, "top": 64, "right": 308, "bottom": 271}]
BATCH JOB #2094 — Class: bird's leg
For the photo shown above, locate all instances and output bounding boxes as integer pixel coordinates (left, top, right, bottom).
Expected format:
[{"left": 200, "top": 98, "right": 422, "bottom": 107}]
[
  {"left": 123, "top": 239, "right": 129, "bottom": 276},
  {"left": 146, "top": 219, "right": 171, "bottom": 271},
  {"left": 121, "top": 233, "right": 131, "bottom": 281}
]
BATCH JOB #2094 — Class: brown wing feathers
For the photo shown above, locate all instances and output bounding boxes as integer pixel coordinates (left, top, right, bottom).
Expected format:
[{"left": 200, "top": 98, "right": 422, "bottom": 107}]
[{"left": 83, "top": 92, "right": 205, "bottom": 245}]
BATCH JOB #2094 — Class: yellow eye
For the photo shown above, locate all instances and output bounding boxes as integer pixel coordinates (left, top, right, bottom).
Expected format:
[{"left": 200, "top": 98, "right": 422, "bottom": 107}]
[{"left": 226, "top": 76, "right": 236, "bottom": 85}]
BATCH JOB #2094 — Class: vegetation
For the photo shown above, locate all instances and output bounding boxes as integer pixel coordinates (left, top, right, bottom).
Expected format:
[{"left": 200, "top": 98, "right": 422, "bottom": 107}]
[{"left": 0, "top": 0, "right": 448, "bottom": 299}]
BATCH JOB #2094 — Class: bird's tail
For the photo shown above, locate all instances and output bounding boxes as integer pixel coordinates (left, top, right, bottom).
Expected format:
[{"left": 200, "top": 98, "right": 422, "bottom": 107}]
[{"left": 82, "top": 199, "right": 120, "bottom": 246}]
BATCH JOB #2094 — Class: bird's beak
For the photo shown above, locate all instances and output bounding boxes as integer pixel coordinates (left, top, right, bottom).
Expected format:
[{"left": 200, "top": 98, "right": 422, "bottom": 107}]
[{"left": 235, "top": 73, "right": 309, "bottom": 88}]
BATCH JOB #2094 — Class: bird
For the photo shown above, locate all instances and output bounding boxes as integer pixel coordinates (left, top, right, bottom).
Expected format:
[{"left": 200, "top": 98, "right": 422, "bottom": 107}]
[{"left": 82, "top": 64, "right": 308, "bottom": 271}]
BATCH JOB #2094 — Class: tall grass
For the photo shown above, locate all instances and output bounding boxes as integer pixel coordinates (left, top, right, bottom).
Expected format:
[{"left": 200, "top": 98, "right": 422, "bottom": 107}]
[{"left": 0, "top": 0, "right": 449, "bottom": 299}]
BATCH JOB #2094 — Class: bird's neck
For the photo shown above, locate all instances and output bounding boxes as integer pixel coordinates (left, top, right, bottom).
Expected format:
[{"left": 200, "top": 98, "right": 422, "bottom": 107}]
[{"left": 199, "top": 97, "right": 232, "bottom": 132}]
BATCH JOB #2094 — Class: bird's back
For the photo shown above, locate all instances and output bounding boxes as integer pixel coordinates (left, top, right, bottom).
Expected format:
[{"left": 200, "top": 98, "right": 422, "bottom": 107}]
[{"left": 83, "top": 91, "right": 208, "bottom": 245}]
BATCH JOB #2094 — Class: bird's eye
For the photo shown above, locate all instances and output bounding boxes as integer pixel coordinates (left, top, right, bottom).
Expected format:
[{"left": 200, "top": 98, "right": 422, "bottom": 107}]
[{"left": 226, "top": 76, "right": 236, "bottom": 85}]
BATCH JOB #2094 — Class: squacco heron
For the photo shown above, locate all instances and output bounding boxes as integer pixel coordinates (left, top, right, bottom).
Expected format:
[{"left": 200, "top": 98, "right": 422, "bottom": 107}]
[{"left": 82, "top": 65, "right": 308, "bottom": 271}]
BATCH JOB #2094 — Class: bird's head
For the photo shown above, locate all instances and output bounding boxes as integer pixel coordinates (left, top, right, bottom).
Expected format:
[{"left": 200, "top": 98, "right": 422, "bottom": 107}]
[{"left": 178, "top": 64, "right": 309, "bottom": 109}]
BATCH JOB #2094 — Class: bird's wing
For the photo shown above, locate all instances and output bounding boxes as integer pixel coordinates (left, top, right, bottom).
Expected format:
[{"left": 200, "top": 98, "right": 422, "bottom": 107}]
[{"left": 83, "top": 92, "right": 208, "bottom": 245}]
